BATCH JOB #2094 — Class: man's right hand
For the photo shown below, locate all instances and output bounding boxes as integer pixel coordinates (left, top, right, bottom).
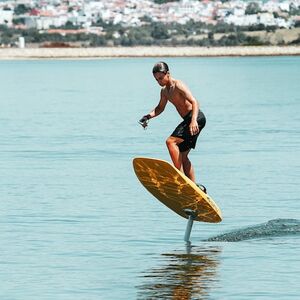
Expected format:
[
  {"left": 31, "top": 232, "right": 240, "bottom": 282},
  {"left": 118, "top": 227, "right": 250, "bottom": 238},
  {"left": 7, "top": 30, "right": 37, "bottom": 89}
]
[{"left": 139, "top": 115, "right": 150, "bottom": 129}]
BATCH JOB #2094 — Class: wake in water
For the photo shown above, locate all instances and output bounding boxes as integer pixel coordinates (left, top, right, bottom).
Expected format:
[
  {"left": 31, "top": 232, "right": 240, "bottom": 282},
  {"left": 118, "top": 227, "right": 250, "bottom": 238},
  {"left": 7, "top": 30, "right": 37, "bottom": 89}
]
[{"left": 206, "top": 218, "right": 300, "bottom": 242}]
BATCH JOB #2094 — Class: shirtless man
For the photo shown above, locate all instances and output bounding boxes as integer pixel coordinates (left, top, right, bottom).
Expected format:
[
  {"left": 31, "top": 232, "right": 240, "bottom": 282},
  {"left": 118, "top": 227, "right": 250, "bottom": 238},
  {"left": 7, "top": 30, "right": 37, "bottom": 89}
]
[{"left": 139, "top": 62, "right": 206, "bottom": 185}]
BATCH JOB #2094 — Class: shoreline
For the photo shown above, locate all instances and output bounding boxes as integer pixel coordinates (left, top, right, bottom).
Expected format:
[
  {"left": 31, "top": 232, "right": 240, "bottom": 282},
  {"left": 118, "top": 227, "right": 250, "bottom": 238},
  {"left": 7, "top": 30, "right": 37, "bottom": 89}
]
[{"left": 0, "top": 46, "right": 300, "bottom": 59}]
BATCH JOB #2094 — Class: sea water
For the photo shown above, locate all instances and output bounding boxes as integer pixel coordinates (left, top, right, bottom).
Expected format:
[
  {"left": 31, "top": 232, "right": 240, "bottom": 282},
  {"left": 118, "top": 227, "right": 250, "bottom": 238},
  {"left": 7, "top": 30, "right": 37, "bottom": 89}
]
[{"left": 0, "top": 57, "right": 299, "bottom": 299}]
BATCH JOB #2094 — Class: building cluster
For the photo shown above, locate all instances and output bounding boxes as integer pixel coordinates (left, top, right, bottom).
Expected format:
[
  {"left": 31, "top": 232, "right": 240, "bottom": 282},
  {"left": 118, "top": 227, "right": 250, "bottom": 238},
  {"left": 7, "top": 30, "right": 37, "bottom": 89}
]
[{"left": 0, "top": 0, "right": 299, "bottom": 32}]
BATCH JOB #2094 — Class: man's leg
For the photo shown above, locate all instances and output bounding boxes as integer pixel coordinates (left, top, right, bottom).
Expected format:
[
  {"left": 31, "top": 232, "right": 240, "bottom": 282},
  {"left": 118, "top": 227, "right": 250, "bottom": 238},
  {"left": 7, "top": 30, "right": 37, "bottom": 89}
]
[
  {"left": 181, "top": 150, "right": 196, "bottom": 182},
  {"left": 166, "top": 136, "right": 184, "bottom": 171}
]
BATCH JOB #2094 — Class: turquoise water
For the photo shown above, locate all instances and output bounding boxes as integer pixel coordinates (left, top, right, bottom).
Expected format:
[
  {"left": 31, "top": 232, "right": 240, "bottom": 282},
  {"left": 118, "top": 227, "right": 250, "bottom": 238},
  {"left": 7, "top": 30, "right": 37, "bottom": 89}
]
[{"left": 0, "top": 57, "right": 299, "bottom": 299}]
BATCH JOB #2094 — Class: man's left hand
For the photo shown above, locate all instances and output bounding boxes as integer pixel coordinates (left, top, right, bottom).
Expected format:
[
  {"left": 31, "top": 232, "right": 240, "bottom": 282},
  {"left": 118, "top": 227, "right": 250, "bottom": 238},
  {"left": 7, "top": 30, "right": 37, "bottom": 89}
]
[{"left": 189, "top": 121, "right": 199, "bottom": 136}]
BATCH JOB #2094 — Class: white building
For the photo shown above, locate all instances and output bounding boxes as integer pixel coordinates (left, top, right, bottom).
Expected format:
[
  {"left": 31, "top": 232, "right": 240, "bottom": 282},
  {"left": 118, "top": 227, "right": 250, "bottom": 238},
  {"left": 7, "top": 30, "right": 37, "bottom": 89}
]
[
  {"left": 18, "top": 36, "right": 25, "bottom": 48},
  {"left": 279, "top": 1, "right": 291, "bottom": 12},
  {"left": 113, "top": 13, "right": 123, "bottom": 25},
  {"left": 232, "top": 8, "right": 245, "bottom": 17},
  {"left": 262, "top": 1, "right": 280, "bottom": 13},
  {"left": 259, "top": 12, "right": 276, "bottom": 26},
  {"left": 276, "top": 17, "right": 292, "bottom": 28},
  {"left": 224, "top": 14, "right": 258, "bottom": 26},
  {"left": 0, "top": 9, "right": 13, "bottom": 26},
  {"left": 36, "top": 17, "right": 54, "bottom": 29},
  {"left": 36, "top": 16, "right": 67, "bottom": 29}
]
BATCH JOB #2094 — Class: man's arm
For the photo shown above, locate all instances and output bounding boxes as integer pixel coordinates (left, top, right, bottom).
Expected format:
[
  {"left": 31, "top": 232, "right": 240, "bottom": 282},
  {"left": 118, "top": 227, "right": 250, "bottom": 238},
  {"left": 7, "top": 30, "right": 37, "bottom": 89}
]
[
  {"left": 139, "top": 90, "right": 168, "bottom": 126},
  {"left": 148, "top": 89, "right": 168, "bottom": 119}
]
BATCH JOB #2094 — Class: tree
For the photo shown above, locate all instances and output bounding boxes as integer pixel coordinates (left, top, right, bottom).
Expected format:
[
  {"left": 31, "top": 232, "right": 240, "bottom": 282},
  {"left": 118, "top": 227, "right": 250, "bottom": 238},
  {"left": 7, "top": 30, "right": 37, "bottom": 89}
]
[
  {"left": 151, "top": 23, "right": 170, "bottom": 40},
  {"left": 140, "top": 15, "right": 152, "bottom": 24},
  {"left": 153, "top": 0, "right": 180, "bottom": 4},
  {"left": 90, "top": 35, "right": 106, "bottom": 46},
  {"left": 290, "top": 4, "right": 300, "bottom": 16},
  {"left": 218, "top": 34, "right": 239, "bottom": 46},
  {"left": 245, "top": 2, "right": 261, "bottom": 15},
  {"left": 64, "top": 21, "right": 78, "bottom": 29},
  {"left": 13, "top": 18, "right": 25, "bottom": 25},
  {"left": 208, "top": 31, "right": 214, "bottom": 41},
  {"left": 14, "top": 4, "right": 30, "bottom": 15}
]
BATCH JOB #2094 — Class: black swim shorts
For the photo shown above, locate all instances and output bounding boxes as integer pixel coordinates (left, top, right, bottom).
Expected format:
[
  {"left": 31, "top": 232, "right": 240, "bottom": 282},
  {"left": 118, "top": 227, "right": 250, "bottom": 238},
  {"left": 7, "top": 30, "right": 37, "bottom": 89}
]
[{"left": 171, "top": 110, "right": 206, "bottom": 152}]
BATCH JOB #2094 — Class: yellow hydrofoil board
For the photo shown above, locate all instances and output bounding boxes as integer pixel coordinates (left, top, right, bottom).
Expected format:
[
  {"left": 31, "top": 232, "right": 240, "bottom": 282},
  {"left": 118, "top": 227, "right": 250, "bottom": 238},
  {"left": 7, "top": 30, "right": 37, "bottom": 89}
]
[{"left": 133, "top": 157, "right": 222, "bottom": 225}]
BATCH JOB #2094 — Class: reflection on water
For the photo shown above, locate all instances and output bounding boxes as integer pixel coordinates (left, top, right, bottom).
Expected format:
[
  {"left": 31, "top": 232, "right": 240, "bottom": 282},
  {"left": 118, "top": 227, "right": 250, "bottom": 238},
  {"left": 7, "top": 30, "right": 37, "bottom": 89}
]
[{"left": 137, "top": 246, "right": 221, "bottom": 300}]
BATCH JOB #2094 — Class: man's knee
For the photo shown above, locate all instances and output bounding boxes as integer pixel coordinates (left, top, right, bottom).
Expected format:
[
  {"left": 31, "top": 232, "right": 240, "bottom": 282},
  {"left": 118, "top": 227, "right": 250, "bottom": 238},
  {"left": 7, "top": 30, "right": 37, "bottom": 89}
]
[
  {"left": 166, "top": 137, "right": 176, "bottom": 148},
  {"left": 166, "top": 136, "right": 184, "bottom": 146}
]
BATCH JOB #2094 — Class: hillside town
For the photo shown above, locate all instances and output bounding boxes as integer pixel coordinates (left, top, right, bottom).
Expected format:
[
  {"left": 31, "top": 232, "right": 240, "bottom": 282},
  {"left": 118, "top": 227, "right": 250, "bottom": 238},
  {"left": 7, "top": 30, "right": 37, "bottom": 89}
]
[
  {"left": 0, "top": 0, "right": 300, "bottom": 48},
  {"left": 0, "top": 0, "right": 299, "bottom": 31}
]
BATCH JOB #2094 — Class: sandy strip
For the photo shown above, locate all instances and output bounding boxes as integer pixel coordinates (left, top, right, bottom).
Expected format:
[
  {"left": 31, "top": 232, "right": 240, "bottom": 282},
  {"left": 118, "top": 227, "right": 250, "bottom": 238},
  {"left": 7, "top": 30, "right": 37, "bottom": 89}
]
[{"left": 0, "top": 46, "right": 300, "bottom": 59}]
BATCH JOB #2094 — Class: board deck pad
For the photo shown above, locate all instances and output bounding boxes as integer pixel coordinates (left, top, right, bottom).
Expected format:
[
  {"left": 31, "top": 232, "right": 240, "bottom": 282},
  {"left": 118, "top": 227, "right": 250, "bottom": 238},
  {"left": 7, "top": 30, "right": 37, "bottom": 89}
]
[{"left": 133, "top": 157, "right": 222, "bottom": 223}]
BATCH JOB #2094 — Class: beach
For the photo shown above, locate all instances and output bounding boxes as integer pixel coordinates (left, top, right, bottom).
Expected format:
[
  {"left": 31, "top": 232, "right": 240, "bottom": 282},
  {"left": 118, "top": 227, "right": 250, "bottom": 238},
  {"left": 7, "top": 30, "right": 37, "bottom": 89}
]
[{"left": 0, "top": 45, "right": 300, "bottom": 59}]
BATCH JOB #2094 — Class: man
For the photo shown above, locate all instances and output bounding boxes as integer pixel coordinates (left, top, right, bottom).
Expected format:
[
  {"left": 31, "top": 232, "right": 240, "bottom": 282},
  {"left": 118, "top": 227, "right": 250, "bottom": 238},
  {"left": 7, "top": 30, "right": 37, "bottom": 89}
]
[{"left": 139, "top": 62, "right": 206, "bottom": 187}]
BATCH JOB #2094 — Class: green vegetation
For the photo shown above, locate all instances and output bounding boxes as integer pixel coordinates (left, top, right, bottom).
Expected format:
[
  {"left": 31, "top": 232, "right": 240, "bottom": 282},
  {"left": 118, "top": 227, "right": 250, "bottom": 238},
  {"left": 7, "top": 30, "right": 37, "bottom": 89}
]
[
  {"left": 245, "top": 2, "right": 262, "bottom": 15},
  {"left": 14, "top": 4, "right": 31, "bottom": 15},
  {"left": 1, "top": 19, "right": 299, "bottom": 47},
  {"left": 153, "top": 0, "right": 180, "bottom": 3}
]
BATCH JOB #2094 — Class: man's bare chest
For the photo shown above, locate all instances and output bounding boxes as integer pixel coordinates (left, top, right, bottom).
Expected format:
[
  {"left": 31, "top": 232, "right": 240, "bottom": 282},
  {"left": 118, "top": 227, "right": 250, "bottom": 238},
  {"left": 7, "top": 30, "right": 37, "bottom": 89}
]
[{"left": 164, "top": 86, "right": 181, "bottom": 102}]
